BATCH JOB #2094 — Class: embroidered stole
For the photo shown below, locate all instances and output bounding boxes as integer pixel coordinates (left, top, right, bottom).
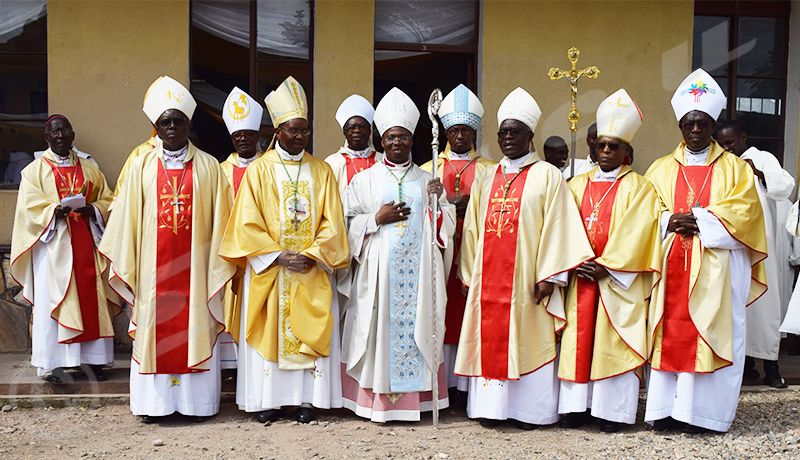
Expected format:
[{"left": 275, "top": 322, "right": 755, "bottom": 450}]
[
  {"left": 344, "top": 153, "right": 376, "bottom": 184},
  {"left": 658, "top": 164, "right": 714, "bottom": 372},
  {"left": 155, "top": 160, "right": 195, "bottom": 374},
  {"left": 442, "top": 158, "right": 478, "bottom": 344},
  {"left": 232, "top": 165, "right": 247, "bottom": 195},
  {"left": 385, "top": 176, "right": 425, "bottom": 392},
  {"left": 572, "top": 179, "right": 621, "bottom": 383},
  {"left": 479, "top": 166, "right": 531, "bottom": 379},
  {"left": 47, "top": 160, "right": 100, "bottom": 344}
]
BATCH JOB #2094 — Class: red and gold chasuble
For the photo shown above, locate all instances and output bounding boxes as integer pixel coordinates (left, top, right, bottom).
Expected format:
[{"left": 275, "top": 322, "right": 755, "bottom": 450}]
[
  {"left": 659, "top": 164, "right": 714, "bottom": 372},
  {"left": 155, "top": 160, "right": 196, "bottom": 374},
  {"left": 443, "top": 158, "right": 480, "bottom": 344},
  {"left": 344, "top": 153, "right": 377, "bottom": 184},
  {"left": 571, "top": 179, "right": 621, "bottom": 383},
  {"left": 479, "top": 166, "right": 531, "bottom": 379},
  {"left": 232, "top": 166, "right": 247, "bottom": 195},
  {"left": 45, "top": 159, "right": 100, "bottom": 344}
]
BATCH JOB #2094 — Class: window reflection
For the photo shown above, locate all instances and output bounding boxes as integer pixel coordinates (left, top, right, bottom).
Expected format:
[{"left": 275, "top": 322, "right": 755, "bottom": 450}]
[{"left": 0, "top": 120, "right": 42, "bottom": 186}]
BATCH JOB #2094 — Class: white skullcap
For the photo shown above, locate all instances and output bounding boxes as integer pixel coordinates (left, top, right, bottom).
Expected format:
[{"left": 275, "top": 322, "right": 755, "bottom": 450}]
[
  {"left": 671, "top": 68, "right": 726, "bottom": 122},
  {"left": 497, "top": 87, "right": 541, "bottom": 133},
  {"left": 439, "top": 84, "right": 483, "bottom": 130},
  {"left": 222, "top": 87, "right": 263, "bottom": 135},
  {"left": 142, "top": 76, "right": 197, "bottom": 124},
  {"left": 265, "top": 76, "right": 308, "bottom": 127},
  {"left": 596, "top": 89, "right": 643, "bottom": 144},
  {"left": 335, "top": 94, "right": 374, "bottom": 128},
  {"left": 373, "top": 87, "right": 420, "bottom": 136}
]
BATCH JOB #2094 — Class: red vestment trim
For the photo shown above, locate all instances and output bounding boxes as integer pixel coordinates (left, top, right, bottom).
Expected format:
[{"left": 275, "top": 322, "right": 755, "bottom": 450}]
[
  {"left": 573, "top": 179, "right": 620, "bottom": 383},
  {"left": 443, "top": 158, "right": 479, "bottom": 344},
  {"left": 479, "top": 166, "right": 531, "bottom": 379},
  {"left": 155, "top": 161, "right": 195, "bottom": 374},
  {"left": 232, "top": 165, "right": 247, "bottom": 195},
  {"left": 659, "top": 164, "right": 714, "bottom": 372},
  {"left": 344, "top": 153, "right": 376, "bottom": 184},
  {"left": 46, "top": 160, "right": 101, "bottom": 344}
]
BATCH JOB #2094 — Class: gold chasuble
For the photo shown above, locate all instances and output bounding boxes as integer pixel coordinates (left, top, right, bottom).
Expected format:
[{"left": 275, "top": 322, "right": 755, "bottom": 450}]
[
  {"left": 454, "top": 153, "right": 594, "bottom": 380},
  {"left": 99, "top": 145, "right": 235, "bottom": 374},
  {"left": 11, "top": 149, "right": 119, "bottom": 343},
  {"left": 219, "top": 150, "right": 349, "bottom": 370},
  {"left": 558, "top": 166, "right": 661, "bottom": 383},
  {"left": 421, "top": 144, "right": 494, "bottom": 344},
  {"left": 645, "top": 141, "right": 767, "bottom": 373},
  {"left": 114, "top": 136, "right": 158, "bottom": 198}
]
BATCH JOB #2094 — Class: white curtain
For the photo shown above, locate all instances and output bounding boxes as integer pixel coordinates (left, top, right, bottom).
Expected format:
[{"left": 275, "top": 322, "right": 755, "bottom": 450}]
[
  {"left": 0, "top": 1, "right": 46, "bottom": 41},
  {"left": 193, "top": 0, "right": 310, "bottom": 59},
  {"left": 374, "top": 0, "right": 475, "bottom": 46}
]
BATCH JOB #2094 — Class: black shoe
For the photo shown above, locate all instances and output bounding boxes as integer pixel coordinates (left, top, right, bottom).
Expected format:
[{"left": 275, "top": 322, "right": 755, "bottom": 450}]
[
  {"left": 84, "top": 364, "right": 108, "bottom": 382},
  {"left": 652, "top": 417, "right": 685, "bottom": 431},
  {"left": 295, "top": 407, "right": 315, "bottom": 423},
  {"left": 191, "top": 416, "right": 208, "bottom": 423},
  {"left": 764, "top": 370, "right": 788, "bottom": 389},
  {"left": 682, "top": 424, "right": 709, "bottom": 434},
  {"left": 478, "top": 418, "right": 502, "bottom": 427},
  {"left": 43, "top": 369, "right": 66, "bottom": 384},
  {"left": 140, "top": 415, "right": 160, "bottom": 424},
  {"left": 743, "top": 356, "right": 759, "bottom": 380},
  {"left": 560, "top": 410, "right": 593, "bottom": 429},
  {"left": 257, "top": 409, "right": 279, "bottom": 424},
  {"left": 514, "top": 420, "right": 537, "bottom": 430},
  {"left": 599, "top": 420, "right": 621, "bottom": 433}
]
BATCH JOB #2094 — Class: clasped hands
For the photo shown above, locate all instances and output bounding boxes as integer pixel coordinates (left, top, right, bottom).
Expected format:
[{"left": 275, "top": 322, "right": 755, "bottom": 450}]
[
  {"left": 54, "top": 205, "right": 94, "bottom": 220},
  {"left": 277, "top": 251, "right": 315, "bottom": 273},
  {"left": 667, "top": 212, "right": 699, "bottom": 237}
]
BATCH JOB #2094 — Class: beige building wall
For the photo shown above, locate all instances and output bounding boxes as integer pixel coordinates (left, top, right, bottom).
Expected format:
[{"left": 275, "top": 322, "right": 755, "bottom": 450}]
[
  {"left": 0, "top": 0, "right": 190, "bottom": 244},
  {"left": 480, "top": 0, "right": 695, "bottom": 174},
  {"left": 313, "top": 0, "right": 375, "bottom": 157}
]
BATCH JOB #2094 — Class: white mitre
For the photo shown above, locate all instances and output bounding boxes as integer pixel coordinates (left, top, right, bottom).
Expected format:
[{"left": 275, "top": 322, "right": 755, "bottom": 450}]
[
  {"left": 439, "top": 84, "right": 483, "bottom": 130},
  {"left": 497, "top": 87, "right": 541, "bottom": 132},
  {"left": 264, "top": 76, "right": 308, "bottom": 127},
  {"left": 374, "top": 87, "right": 420, "bottom": 136},
  {"left": 596, "top": 89, "right": 642, "bottom": 144},
  {"left": 222, "top": 87, "right": 263, "bottom": 134},
  {"left": 142, "top": 76, "right": 197, "bottom": 123},
  {"left": 671, "top": 68, "right": 726, "bottom": 122},
  {"left": 335, "top": 94, "right": 374, "bottom": 128}
]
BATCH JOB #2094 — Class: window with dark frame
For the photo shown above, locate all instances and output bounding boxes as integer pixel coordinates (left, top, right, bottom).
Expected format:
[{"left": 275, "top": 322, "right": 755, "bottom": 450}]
[
  {"left": 693, "top": 0, "right": 790, "bottom": 163},
  {"left": 191, "top": 0, "right": 314, "bottom": 160},
  {"left": 374, "top": 0, "right": 479, "bottom": 166},
  {"left": 0, "top": 1, "right": 48, "bottom": 188}
]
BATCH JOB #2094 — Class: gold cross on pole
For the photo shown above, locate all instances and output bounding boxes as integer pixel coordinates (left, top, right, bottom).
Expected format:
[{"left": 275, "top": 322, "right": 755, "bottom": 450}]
[
  {"left": 548, "top": 47, "right": 599, "bottom": 178},
  {"left": 160, "top": 176, "right": 190, "bottom": 235}
]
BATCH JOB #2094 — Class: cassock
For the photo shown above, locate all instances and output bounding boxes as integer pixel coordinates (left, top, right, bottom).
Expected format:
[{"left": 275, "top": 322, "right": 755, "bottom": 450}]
[
  {"left": 11, "top": 148, "right": 119, "bottom": 377},
  {"left": 218, "top": 146, "right": 350, "bottom": 413},
  {"left": 558, "top": 165, "right": 660, "bottom": 424},
  {"left": 114, "top": 135, "right": 158, "bottom": 198},
  {"left": 341, "top": 160, "right": 456, "bottom": 422},
  {"left": 454, "top": 151, "right": 594, "bottom": 425},
  {"left": 420, "top": 144, "right": 494, "bottom": 391},
  {"left": 739, "top": 146, "right": 794, "bottom": 361},
  {"left": 99, "top": 143, "right": 235, "bottom": 417},
  {"left": 218, "top": 151, "right": 264, "bottom": 370},
  {"left": 644, "top": 140, "right": 767, "bottom": 432}
]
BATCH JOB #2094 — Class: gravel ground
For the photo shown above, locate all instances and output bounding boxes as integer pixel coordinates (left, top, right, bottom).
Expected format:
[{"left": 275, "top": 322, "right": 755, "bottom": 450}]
[{"left": 2, "top": 389, "right": 800, "bottom": 459}]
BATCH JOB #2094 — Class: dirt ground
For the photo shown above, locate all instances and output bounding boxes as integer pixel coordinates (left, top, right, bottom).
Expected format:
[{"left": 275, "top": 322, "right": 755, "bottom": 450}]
[{"left": 2, "top": 390, "right": 800, "bottom": 459}]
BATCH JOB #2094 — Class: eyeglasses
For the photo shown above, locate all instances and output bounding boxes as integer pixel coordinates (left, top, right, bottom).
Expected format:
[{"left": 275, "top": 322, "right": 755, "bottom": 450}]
[
  {"left": 446, "top": 127, "right": 473, "bottom": 137},
  {"left": 497, "top": 128, "right": 531, "bottom": 138},
  {"left": 680, "top": 121, "right": 711, "bottom": 132},
  {"left": 596, "top": 141, "right": 624, "bottom": 152},
  {"left": 280, "top": 127, "right": 312, "bottom": 137},
  {"left": 47, "top": 127, "right": 73, "bottom": 137},
  {"left": 232, "top": 131, "right": 257, "bottom": 140},
  {"left": 157, "top": 117, "right": 188, "bottom": 129},
  {"left": 384, "top": 135, "right": 411, "bottom": 143},
  {"left": 345, "top": 124, "right": 370, "bottom": 133}
]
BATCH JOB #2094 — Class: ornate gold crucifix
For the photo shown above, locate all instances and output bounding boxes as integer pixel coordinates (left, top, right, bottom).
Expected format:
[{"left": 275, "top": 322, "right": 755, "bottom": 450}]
[{"left": 548, "top": 47, "right": 599, "bottom": 177}]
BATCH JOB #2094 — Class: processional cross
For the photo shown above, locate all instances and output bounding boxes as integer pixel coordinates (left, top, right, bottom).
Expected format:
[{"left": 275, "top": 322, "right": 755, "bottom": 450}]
[{"left": 548, "top": 47, "right": 600, "bottom": 178}]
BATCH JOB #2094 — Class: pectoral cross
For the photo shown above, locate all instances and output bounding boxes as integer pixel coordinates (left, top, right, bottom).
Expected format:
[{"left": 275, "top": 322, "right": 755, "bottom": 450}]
[
  {"left": 160, "top": 176, "right": 191, "bottom": 235},
  {"left": 490, "top": 196, "right": 519, "bottom": 237},
  {"left": 585, "top": 212, "right": 599, "bottom": 231},
  {"left": 394, "top": 220, "right": 408, "bottom": 237},
  {"left": 289, "top": 200, "right": 306, "bottom": 231}
]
